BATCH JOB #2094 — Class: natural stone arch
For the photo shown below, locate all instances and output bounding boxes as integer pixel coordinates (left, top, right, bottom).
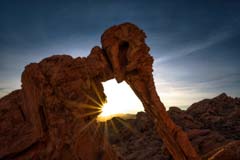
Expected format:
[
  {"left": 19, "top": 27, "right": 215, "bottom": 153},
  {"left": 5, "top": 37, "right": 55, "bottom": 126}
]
[
  {"left": 101, "top": 23, "right": 201, "bottom": 160},
  {"left": 0, "top": 23, "right": 200, "bottom": 160}
]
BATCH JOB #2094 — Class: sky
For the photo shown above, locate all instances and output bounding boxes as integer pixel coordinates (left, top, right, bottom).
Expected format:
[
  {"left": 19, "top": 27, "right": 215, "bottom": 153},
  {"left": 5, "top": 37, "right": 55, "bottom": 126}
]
[{"left": 0, "top": 0, "right": 240, "bottom": 110}]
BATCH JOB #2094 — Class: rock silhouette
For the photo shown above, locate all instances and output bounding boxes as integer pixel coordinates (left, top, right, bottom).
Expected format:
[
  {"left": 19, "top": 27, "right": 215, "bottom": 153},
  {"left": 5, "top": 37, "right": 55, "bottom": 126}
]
[{"left": 0, "top": 23, "right": 200, "bottom": 160}]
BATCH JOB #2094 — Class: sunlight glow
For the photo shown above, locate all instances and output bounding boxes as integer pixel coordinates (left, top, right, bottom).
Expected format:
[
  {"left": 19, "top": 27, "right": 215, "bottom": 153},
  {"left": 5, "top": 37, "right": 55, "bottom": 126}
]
[{"left": 97, "top": 79, "right": 144, "bottom": 120}]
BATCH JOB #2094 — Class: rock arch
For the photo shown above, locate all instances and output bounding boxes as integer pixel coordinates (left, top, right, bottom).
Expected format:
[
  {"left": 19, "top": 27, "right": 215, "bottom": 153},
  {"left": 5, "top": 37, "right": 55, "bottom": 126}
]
[
  {"left": 101, "top": 23, "right": 200, "bottom": 160},
  {"left": 0, "top": 23, "right": 200, "bottom": 160}
]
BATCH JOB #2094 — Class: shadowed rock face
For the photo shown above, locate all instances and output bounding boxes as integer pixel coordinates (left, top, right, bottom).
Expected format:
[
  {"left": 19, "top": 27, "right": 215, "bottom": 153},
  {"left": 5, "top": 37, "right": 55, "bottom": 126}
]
[
  {"left": 1, "top": 50, "right": 118, "bottom": 160},
  {"left": 0, "top": 23, "right": 199, "bottom": 160}
]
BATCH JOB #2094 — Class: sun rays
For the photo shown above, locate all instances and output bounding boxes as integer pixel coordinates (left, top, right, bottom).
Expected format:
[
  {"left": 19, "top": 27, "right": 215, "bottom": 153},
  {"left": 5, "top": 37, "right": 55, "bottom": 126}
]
[
  {"left": 63, "top": 80, "right": 140, "bottom": 151},
  {"left": 98, "top": 80, "right": 144, "bottom": 120}
]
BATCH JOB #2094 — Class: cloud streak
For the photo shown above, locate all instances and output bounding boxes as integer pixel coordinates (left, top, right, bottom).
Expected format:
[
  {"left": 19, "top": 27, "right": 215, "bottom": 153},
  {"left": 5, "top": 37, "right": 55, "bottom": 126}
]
[
  {"left": 154, "top": 72, "right": 240, "bottom": 108},
  {"left": 154, "top": 29, "right": 239, "bottom": 63}
]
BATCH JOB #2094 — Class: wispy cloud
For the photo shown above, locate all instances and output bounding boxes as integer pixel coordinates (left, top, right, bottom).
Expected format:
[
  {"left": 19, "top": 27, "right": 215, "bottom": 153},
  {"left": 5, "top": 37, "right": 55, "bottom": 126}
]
[
  {"left": 153, "top": 72, "right": 240, "bottom": 109},
  {"left": 154, "top": 29, "right": 239, "bottom": 63}
]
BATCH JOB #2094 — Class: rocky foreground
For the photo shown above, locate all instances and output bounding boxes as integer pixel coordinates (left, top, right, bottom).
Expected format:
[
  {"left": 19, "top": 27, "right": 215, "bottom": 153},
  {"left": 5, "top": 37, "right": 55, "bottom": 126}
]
[{"left": 102, "top": 93, "right": 240, "bottom": 160}]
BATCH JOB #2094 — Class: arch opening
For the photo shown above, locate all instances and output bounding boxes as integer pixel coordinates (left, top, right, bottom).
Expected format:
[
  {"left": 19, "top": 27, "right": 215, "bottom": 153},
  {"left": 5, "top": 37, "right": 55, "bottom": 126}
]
[{"left": 97, "top": 79, "right": 144, "bottom": 121}]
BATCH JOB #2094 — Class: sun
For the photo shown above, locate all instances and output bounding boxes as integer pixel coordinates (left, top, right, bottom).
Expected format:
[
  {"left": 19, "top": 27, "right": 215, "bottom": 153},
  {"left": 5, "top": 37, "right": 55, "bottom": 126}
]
[{"left": 97, "top": 79, "right": 144, "bottom": 121}]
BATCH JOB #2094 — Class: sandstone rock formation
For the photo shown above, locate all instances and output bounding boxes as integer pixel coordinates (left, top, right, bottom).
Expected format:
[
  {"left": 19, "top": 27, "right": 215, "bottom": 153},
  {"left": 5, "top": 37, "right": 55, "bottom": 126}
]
[
  {"left": 1, "top": 53, "right": 118, "bottom": 160},
  {"left": 103, "top": 93, "right": 240, "bottom": 160},
  {"left": 0, "top": 23, "right": 199, "bottom": 160},
  {"left": 101, "top": 23, "right": 200, "bottom": 160}
]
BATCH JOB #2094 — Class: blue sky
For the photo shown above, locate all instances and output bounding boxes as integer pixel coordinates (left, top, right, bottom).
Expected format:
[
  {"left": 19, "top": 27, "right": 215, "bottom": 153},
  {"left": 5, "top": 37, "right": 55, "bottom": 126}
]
[{"left": 0, "top": 0, "right": 240, "bottom": 108}]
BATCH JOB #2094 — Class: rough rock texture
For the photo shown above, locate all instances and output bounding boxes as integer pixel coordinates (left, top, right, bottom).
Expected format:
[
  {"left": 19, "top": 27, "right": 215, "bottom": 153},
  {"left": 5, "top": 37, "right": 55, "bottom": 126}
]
[
  {"left": 186, "top": 93, "right": 240, "bottom": 139},
  {"left": 0, "top": 23, "right": 199, "bottom": 160},
  {"left": 104, "top": 93, "right": 240, "bottom": 160},
  {"left": 0, "top": 51, "right": 119, "bottom": 160},
  {"left": 101, "top": 23, "right": 200, "bottom": 160}
]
